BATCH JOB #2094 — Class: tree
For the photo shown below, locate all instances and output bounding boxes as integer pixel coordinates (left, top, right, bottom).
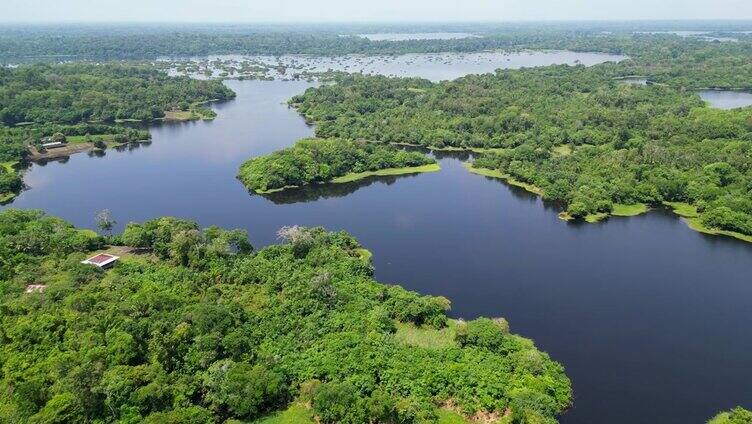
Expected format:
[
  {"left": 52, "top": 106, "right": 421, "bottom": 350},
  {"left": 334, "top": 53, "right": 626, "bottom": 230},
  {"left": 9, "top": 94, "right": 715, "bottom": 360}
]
[
  {"left": 95, "top": 209, "right": 116, "bottom": 236},
  {"left": 51, "top": 132, "right": 66, "bottom": 143},
  {"left": 203, "top": 361, "right": 286, "bottom": 420}
]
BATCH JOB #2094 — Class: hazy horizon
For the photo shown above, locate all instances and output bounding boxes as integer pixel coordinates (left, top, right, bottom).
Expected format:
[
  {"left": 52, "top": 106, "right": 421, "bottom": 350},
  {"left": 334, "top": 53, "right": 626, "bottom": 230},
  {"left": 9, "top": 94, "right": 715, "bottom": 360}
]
[{"left": 1, "top": 0, "right": 751, "bottom": 24}]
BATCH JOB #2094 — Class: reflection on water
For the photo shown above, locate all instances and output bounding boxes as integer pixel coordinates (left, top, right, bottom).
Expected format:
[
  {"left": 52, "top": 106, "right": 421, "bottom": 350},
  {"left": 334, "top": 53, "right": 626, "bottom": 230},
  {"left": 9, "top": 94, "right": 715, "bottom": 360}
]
[
  {"left": 3, "top": 77, "right": 752, "bottom": 424},
  {"left": 699, "top": 89, "right": 752, "bottom": 110},
  {"left": 260, "top": 173, "right": 422, "bottom": 205}
]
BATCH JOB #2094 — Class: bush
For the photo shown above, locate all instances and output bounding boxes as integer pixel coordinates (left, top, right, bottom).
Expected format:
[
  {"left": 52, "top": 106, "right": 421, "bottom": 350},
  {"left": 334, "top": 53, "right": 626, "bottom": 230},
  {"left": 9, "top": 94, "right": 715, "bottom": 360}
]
[
  {"left": 455, "top": 317, "right": 509, "bottom": 351},
  {"left": 203, "top": 361, "right": 287, "bottom": 420}
]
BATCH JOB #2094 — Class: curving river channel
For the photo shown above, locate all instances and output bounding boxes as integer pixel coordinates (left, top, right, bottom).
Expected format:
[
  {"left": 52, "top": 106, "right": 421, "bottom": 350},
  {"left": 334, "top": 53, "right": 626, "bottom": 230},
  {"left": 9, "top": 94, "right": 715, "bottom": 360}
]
[{"left": 3, "top": 53, "right": 752, "bottom": 424}]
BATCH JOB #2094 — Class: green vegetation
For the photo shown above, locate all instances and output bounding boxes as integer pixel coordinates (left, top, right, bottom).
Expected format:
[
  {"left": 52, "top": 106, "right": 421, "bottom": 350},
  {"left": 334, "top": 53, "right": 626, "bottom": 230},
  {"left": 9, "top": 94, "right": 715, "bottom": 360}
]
[
  {"left": 611, "top": 203, "right": 649, "bottom": 217},
  {"left": 254, "top": 403, "right": 314, "bottom": 424},
  {"left": 294, "top": 51, "right": 752, "bottom": 240},
  {"left": 394, "top": 321, "right": 458, "bottom": 350},
  {"left": 331, "top": 163, "right": 440, "bottom": 183},
  {"left": 237, "top": 138, "right": 437, "bottom": 194},
  {"left": 0, "top": 161, "right": 21, "bottom": 202},
  {"left": 0, "top": 210, "right": 571, "bottom": 423},
  {"left": 0, "top": 63, "right": 234, "bottom": 200},
  {"left": 708, "top": 407, "right": 752, "bottom": 424},
  {"left": 664, "top": 202, "right": 752, "bottom": 243},
  {"left": 437, "top": 409, "right": 473, "bottom": 424},
  {"left": 0, "top": 63, "right": 233, "bottom": 126},
  {"left": 463, "top": 162, "right": 543, "bottom": 195}
]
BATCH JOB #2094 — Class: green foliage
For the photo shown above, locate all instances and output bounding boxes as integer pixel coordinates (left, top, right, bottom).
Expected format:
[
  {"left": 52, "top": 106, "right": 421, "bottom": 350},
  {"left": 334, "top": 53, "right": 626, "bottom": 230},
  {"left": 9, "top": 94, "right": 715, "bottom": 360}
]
[
  {"left": 0, "top": 63, "right": 234, "bottom": 199},
  {"left": 0, "top": 210, "right": 571, "bottom": 423},
  {"left": 120, "top": 217, "right": 252, "bottom": 267},
  {"left": 237, "top": 138, "right": 435, "bottom": 193},
  {"left": 203, "top": 361, "right": 286, "bottom": 420},
  {"left": 294, "top": 64, "right": 752, "bottom": 236},
  {"left": 708, "top": 407, "right": 752, "bottom": 424},
  {"left": 0, "top": 63, "right": 234, "bottom": 126}
]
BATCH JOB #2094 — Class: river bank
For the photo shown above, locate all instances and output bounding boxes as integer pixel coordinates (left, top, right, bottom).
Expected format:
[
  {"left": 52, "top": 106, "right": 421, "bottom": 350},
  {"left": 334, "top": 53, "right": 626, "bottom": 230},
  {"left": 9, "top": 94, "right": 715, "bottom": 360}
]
[{"left": 462, "top": 162, "right": 750, "bottom": 243}]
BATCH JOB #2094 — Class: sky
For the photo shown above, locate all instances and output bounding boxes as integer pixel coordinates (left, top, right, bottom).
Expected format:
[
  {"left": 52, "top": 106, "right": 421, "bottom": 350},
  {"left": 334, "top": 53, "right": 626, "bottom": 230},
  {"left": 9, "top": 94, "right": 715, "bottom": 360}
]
[{"left": 0, "top": 0, "right": 751, "bottom": 23}]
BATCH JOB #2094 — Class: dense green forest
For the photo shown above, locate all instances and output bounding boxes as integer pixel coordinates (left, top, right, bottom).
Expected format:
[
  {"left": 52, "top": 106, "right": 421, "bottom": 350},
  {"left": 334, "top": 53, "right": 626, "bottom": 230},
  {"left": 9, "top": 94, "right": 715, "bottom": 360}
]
[
  {"left": 708, "top": 408, "right": 752, "bottom": 424},
  {"left": 292, "top": 59, "right": 752, "bottom": 239},
  {"left": 1, "top": 22, "right": 750, "bottom": 61},
  {"left": 0, "top": 209, "right": 571, "bottom": 423},
  {"left": 237, "top": 138, "right": 437, "bottom": 193},
  {"left": 0, "top": 64, "right": 234, "bottom": 125}
]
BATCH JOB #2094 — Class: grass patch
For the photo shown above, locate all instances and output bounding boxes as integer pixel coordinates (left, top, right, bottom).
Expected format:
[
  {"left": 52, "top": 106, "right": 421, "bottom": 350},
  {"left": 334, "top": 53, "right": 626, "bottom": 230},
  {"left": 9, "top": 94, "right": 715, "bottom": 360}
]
[
  {"left": 552, "top": 145, "right": 573, "bottom": 156},
  {"left": 163, "top": 106, "right": 217, "bottom": 121},
  {"left": 560, "top": 204, "right": 648, "bottom": 223},
  {"left": 1, "top": 161, "right": 17, "bottom": 174},
  {"left": 330, "top": 163, "right": 440, "bottom": 183},
  {"left": 163, "top": 110, "right": 199, "bottom": 121},
  {"left": 664, "top": 202, "right": 752, "bottom": 243},
  {"left": 0, "top": 192, "right": 16, "bottom": 203},
  {"left": 253, "top": 164, "right": 440, "bottom": 194},
  {"left": 611, "top": 203, "right": 649, "bottom": 217},
  {"left": 354, "top": 248, "right": 373, "bottom": 262},
  {"left": 437, "top": 409, "right": 472, "bottom": 424},
  {"left": 66, "top": 134, "right": 121, "bottom": 145},
  {"left": 664, "top": 201, "right": 699, "bottom": 218},
  {"left": 0, "top": 161, "right": 19, "bottom": 202},
  {"left": 253, "top": 403, "right": 314, "bottom": 424},
  {"left": 584, "top": 212, "right": 609, "bottom": 223},
  {"left": 463, "top": 163, "right": 543, "bottom": 195},
  {"left": 394, "top": 320, "right": 458, "bottom": 349}
]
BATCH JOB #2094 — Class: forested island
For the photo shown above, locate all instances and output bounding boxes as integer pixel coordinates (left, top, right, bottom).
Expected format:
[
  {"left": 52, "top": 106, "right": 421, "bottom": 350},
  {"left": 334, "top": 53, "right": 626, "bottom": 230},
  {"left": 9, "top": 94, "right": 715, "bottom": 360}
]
[
  {"left": 237, "top": 138, "right": 438, "bottom": 194},
  {"left": 0, "top": 63, "right": 235, "bottom": 201},
  {"left": 0, "top": 209, "right": 570, "bottom": 423},
  {"left": 291, "top": 46, "right": 752, "bottom": 241}
]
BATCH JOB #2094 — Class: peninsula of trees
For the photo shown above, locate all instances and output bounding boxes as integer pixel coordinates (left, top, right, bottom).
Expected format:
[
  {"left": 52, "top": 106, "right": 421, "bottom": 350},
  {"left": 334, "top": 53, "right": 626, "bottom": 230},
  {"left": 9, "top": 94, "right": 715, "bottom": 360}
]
[
  {"left": 0, "top": 209, "right": 571, "bottom": 423},
  {"left": 237, "top": 138, "right": 438, "bottom": 194},
  {"left": 291, "top": 59, "right": 752, "bottom": 241}
]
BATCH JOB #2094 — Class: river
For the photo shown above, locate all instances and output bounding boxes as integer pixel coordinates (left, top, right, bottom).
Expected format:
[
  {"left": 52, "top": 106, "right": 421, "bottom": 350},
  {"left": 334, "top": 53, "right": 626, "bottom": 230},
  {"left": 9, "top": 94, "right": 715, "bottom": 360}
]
[{"left": 3, "top": 54, "right": 752, "bottom": 423}]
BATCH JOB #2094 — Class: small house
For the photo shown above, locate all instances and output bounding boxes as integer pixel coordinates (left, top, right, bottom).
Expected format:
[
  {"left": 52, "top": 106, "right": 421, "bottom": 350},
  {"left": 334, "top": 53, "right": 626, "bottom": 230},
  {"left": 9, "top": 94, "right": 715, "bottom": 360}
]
[
  {"left": 40, "top": 136, "right": 68, "bottom": 149},
  {"left": 81, "top": 253, "right": 120, "bottom": 268},
  {"left": 41, "top": 141, "right": 67, "bottom": 149}
]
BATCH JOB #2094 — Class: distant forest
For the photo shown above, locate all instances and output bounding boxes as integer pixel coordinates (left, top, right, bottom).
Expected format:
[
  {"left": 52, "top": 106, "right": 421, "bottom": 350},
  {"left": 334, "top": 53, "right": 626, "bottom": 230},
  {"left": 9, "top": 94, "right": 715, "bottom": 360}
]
[{"left": 1, "top": 22, "right": 751, "bottom": 60}]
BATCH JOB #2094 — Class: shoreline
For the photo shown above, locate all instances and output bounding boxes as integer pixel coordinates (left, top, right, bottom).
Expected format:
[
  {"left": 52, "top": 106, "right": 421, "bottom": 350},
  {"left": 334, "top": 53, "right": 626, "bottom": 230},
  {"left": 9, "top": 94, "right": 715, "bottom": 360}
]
[
  {"left": 26, "top": 139, "right": 148, "bottom": 161},
  {"left": 252, "top": 163, "right": 441, "bottom": 195},
  {"left": 464, "top": 163, "right": 751, "bottom": 243}
]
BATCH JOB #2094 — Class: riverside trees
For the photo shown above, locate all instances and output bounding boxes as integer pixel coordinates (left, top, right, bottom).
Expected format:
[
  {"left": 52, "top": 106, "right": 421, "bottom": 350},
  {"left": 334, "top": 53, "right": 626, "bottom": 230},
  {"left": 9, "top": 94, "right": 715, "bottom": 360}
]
[
  {"left": 292, "top": 62, "right": 752, "bottom": 238},
  {"left": 0, "top": 210, "right": 571, "bottom": 423}
]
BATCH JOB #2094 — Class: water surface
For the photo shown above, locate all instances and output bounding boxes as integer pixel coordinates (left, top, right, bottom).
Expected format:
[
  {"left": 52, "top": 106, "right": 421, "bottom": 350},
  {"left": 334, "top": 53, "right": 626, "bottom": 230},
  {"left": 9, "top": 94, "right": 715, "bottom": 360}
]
[
  {"left": 699, "top": 89, "right": 752, "bottom": 110},
  {"left": 162, "top": 50, "right": 627, "bottom": 82},
  {"left": 357, "top": 32, "right": 479, "bottom": 41},
  {"left": 4, "top": 65, "right": 751, "bottom": 424}
]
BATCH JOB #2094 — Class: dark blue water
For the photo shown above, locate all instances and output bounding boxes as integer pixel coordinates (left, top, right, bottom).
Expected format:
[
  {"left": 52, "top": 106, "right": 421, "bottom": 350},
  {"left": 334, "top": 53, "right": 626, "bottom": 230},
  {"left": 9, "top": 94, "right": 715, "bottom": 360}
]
[{"left": 4, "top": 80, "right": 752, "bottom": 424}]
